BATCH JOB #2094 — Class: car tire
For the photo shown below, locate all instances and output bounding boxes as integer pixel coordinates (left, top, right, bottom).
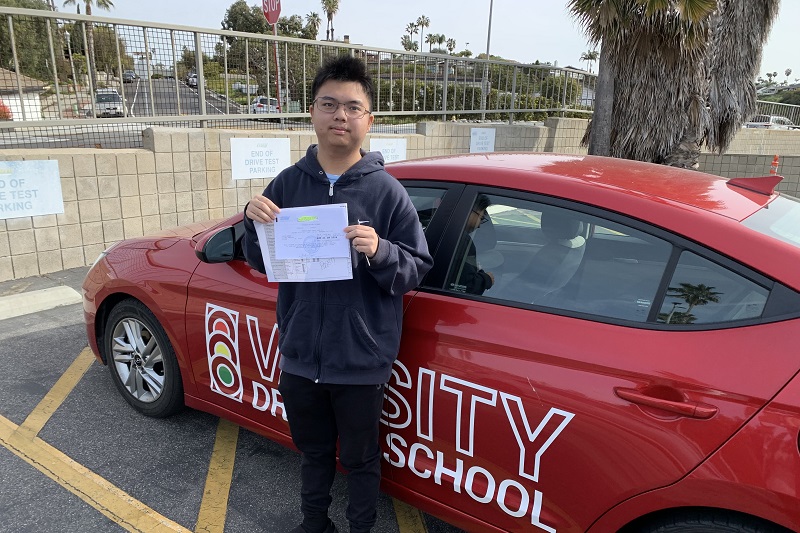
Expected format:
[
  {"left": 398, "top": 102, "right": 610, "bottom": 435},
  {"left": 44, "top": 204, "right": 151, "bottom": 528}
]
[
  {"left": 636, "top": 510, "right": 785, "bottom": 533},
  {"left": 104, "top": 298, "right": 184, "bottom": 418}
]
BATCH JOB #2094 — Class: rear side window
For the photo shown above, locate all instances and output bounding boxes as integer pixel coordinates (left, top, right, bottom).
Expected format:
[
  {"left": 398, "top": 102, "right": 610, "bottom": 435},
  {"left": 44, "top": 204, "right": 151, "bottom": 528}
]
[{"left": 657, "top": 252, "right": 768, "bottom": 324}]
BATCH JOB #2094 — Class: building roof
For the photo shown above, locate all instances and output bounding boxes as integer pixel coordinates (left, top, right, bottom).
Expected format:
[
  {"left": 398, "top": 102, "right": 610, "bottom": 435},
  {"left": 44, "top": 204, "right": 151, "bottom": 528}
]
[{"left": 0, "top": 68, "right": 45, "bottom": 94}]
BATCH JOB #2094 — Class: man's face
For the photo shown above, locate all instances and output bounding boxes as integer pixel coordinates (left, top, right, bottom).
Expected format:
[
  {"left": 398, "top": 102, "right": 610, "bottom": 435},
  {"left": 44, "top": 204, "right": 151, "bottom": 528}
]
[
  {"left": 310, "top": 80, "right": 374, "bottom": 156},
  {"left": 467, "top": 208, "right": 485, "bottom": 233}
]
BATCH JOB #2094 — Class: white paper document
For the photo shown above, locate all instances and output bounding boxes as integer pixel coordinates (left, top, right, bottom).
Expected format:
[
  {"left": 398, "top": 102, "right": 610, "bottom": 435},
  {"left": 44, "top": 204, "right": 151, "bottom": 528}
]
[
  {"left": 254, "top": 204, "right": 353, "bottom": 283},
  {"left": 274, "top": 204, "right": 351, "bottom": 259}
]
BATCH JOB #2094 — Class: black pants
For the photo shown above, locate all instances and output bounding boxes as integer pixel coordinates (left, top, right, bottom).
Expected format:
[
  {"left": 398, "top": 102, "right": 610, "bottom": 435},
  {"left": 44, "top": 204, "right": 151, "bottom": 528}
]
[{"left": 279, "top": 372, "right": 385, "bottom": 533}]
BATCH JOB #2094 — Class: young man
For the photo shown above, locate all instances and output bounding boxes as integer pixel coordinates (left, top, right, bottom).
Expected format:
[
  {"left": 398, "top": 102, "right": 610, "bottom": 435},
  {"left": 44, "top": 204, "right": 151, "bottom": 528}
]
[
  {"left": 450, "top": 194, "right": 494, "bottom": 295},
  {"left": 242, "top": 56, "right": 433, "bottom": 533}
]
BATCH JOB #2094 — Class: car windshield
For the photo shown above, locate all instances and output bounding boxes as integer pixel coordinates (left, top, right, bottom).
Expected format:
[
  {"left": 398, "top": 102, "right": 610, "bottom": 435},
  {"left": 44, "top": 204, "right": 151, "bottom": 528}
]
[
  {"left": 97, "top": 93, "right": 121, "bottom": 103},
  {"left": 742, "top": 194, "right": 800, "bottom": 249}
]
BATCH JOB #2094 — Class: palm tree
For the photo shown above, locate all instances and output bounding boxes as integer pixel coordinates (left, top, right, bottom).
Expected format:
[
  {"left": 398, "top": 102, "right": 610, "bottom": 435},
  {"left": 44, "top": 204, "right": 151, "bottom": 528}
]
[
  {"left": 446, "top": 38, "right": 456, "bottom": 55},
  {"left": 405, "top": 22, "right": 418, "bottom": 43},
  {"left": 568, "top": 0, "right": 779, "bottom": 169},
  {"left": 424, "top": 33, "right": 436, "bottom": 53},
  {"left": 63, "top": 0, "right": 114, "bottom": 93},
  {"left": 416, "top": 15, "right": 430, "bottom": 54},
  {"left": 664, "top": 282, "right": 722, "bottom": 323},
  {"left": 400, "top": 35, "right": 418, "bottom": 52},
  {"left": 579, "top": 50, "right": 598, "bottom": 73},
  {"left": 305, "top": 12, "right": 321, "bottom": 40},
  {"left": 321, "top": 0, "right": 339, "bottom": 41}
]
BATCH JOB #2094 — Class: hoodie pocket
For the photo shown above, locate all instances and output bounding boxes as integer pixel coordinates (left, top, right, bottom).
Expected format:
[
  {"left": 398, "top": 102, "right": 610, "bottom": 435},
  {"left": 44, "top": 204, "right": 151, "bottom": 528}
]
[
  {"left": 319, "top": 307, "right": 385, "bottom": 372},
  {"left": 278, "top": 300, "right": 315, "bottom": 362}
]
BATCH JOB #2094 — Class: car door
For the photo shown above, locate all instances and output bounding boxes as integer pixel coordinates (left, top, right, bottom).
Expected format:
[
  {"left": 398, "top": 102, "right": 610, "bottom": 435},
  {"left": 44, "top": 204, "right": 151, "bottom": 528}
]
[
  {"left": 184, "top": 222, "right": 291, "bottom": 441},
  {"left": 181, "top": 182, "right": 463, "bottom": 445},
  {"left": 386, "top": 186, "right": 799, "bottom": 532}
]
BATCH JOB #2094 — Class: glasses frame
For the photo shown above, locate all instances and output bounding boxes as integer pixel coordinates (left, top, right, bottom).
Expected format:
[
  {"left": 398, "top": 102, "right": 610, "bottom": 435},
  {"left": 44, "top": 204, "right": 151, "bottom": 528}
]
[
  {"left": 471, "top": 209, "right": 489, "bottom": 225},
  {"left": 312, "top": 97, "right": 372, "bottom": 119}
]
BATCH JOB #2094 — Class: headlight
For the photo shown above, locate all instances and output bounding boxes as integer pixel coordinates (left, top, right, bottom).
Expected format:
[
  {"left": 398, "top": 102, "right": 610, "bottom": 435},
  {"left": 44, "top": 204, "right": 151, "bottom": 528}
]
[{"left": 90, "top": 242, "right": 119, "bottom": 269}]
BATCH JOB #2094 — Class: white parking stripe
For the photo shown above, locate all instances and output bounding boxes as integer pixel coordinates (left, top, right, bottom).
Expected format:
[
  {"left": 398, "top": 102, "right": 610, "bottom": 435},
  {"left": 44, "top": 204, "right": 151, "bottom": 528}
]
[{"left": 0, "top": 286, "right": 82, "bottom": 320}]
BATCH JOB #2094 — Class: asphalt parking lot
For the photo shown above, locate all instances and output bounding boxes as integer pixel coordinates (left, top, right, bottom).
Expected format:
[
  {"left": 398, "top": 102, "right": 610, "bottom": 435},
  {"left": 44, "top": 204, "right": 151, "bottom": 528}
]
[{"left": 0, "top": 267, "right": 462, "bottom": 533}]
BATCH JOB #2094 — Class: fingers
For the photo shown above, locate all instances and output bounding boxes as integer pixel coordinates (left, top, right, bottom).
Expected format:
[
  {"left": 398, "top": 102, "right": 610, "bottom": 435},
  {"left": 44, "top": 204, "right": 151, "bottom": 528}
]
[
  {"left": 246, "top": 195, "right": 280, "bottom": 223},
  {"left": 344, "top": 224, "right": 378, "bottom": 258}
]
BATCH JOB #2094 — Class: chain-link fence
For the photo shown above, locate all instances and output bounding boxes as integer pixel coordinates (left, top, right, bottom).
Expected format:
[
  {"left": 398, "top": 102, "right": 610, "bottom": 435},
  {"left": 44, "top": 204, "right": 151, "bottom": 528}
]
[{"left": 0, "top": 6, "right": 596, "bottom": 149}]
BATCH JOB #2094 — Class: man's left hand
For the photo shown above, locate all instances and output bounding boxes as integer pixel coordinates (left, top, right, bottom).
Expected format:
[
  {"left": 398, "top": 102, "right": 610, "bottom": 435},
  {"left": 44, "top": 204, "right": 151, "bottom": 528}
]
[{"left": 344, "top": 224, "right": 378, "bottom": 258}]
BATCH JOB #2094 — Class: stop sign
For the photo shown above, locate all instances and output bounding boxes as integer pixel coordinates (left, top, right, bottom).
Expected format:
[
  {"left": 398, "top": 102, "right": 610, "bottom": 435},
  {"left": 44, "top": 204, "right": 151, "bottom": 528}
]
[{"left": 262, "top": 0, "right": 281, "bottom": 25}]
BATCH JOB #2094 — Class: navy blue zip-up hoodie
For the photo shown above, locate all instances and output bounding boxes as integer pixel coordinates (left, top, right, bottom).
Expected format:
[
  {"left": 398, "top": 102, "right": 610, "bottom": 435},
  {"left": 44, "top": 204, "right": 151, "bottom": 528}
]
[{"left": 242, "top": 145, "right": 433, "bottom": 385}]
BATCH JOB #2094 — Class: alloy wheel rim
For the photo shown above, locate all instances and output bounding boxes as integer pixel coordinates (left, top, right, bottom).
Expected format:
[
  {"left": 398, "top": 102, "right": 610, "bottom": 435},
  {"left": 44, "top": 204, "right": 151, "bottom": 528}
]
[{"left": 111, "top": 317, "right": 165, "bottom": 403}]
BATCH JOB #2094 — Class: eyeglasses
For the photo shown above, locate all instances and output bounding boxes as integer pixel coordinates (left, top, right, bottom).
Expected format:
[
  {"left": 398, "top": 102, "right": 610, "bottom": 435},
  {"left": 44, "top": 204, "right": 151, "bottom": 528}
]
[
  {"left": 472, "top": 209, "right": 489, "bottom": 225},
  {"left": 313, "top": 97, "right": 372, "bottom": 118}
]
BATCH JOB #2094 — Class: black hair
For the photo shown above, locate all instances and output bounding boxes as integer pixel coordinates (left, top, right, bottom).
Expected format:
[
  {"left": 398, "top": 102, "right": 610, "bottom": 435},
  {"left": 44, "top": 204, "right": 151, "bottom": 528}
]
[
  {"left": 475, "top": 193, "right": 491, "bottom": 212},
  {"left": 311, "top": 55, "right": 374, "bottom": 109}
]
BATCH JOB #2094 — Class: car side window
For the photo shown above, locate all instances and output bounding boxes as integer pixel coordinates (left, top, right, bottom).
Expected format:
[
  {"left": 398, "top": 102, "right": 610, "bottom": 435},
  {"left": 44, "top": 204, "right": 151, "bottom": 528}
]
[
  {"left": 404, "top": 187, "right": 447, "bottom": 231},
  {"left": 656, "top": 251, "right": 768, "bottom": 324}
]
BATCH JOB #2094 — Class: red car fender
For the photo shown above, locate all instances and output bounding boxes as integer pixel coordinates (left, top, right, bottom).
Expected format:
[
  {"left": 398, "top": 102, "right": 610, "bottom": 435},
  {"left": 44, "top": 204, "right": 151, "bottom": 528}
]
[
  {"left": 588, "top": 376, "right": 800, "bottom": 532},
  {"left": 83, "top": 239, "right": 201, "bottom": 396}
]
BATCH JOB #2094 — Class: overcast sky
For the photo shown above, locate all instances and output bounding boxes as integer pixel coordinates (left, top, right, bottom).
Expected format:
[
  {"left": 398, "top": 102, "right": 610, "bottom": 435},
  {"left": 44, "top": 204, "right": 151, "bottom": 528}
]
[{"left": 98, "top": 0, "right": 797, "bottom": 81}]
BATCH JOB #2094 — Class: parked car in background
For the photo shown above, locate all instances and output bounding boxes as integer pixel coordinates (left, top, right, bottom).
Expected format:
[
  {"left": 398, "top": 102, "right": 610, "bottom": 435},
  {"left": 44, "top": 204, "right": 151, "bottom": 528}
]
[
  {"left": 186, "top": 73, "right": 198, "bottom": 88},
  {"left": 85, "top": 88, "right": 126, "bottom": 118},
  {"left": 745, "top": 114, "right": 799, "bottom": 130},
  {"left": 122, "top": 70, "right": 138, "bottom": 83},
  {"left": 250, "top": 96, "right": 279, "bottom": 114},
  {"left": 83, "top": 153, "right": 800, "bottom": 533}
]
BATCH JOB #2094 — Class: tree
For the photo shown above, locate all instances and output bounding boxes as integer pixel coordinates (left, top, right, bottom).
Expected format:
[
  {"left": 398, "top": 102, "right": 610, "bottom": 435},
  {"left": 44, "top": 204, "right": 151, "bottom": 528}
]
[
  {"left": 416, "top": 15, "right": 429, "bottom": 54},
  {"left": 661, "top": 283, "right": 722, "bottom": 324},
  {"left": 446, "top": 38, "right": 456, "bottom": 55},
  {"left": 321, "top": 0, "right": 339, "bottom": 41},
  {"left": 424, "top": 32, "right": 436, "bottom": 52},
  {"left": 63, "top": 0, "right": 114, "bottom": 93},
  {"left": 305, "top": 12, "right": 321, "bottom": 40},
  {"left": 579, "top": 49, "right": 598, "bottom": 73},
  {"left": 0, "top": 0, "right": 53, "bottom": 81},
  {"left": 221, "top": 0, "right": 269, "bottom": 34},
  {"left": 569, "top": 0, "right": 780, "bottom": 169},
  {"left": 400, "top": 35, "right": 418, "bottom": 52},
  {"left": 405, "top": 22, "right": 418, "bottom": 43},
  {"left": 785, "top": 68, "right": 793, "bottom": 84}
]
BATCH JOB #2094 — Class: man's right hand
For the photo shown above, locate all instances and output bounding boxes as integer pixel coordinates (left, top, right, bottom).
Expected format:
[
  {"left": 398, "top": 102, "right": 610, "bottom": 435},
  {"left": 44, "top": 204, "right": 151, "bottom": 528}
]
[{"left": 246, "top": 194, "right": 281, "bottom": 223}]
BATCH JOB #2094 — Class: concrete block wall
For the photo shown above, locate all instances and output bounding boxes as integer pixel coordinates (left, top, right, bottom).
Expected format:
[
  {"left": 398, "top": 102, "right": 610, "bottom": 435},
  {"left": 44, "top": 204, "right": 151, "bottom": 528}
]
[{"left": 1, "top": 120, "right": 800, "bottom": 281}]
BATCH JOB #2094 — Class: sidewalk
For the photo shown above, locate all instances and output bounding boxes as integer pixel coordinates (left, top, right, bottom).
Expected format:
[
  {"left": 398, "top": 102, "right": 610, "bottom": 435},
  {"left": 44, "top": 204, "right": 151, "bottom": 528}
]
[{"left": 0, "top": 266, "right": 89, "bottom": 320}]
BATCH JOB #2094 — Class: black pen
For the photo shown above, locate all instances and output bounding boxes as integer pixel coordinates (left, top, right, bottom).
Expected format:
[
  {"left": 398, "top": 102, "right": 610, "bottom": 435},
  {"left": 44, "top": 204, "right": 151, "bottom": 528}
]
[{"left": 358, "top": 219, "right": 371, "bottom": 266}]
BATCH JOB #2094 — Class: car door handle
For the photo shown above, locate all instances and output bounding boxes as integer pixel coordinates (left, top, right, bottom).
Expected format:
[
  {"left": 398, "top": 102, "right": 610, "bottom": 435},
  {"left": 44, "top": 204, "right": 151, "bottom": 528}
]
[{"left": 614, "top": 387, "right": 718, "bottom": 419}]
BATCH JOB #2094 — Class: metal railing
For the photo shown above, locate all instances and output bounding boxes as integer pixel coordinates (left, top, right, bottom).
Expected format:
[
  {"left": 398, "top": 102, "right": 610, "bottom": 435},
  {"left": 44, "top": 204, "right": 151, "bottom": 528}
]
[
  {"left": 0, "top": 6, "right": 596, "bottom": 149},
  {"left": 754, "top": 100, "right": 800, "bottom": 126}
]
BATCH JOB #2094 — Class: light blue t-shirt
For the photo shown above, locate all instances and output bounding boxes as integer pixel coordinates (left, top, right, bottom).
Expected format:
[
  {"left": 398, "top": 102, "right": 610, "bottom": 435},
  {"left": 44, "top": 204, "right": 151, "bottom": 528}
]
[{"left": 326, "top": 173, "right": 340, "bottom": 184}]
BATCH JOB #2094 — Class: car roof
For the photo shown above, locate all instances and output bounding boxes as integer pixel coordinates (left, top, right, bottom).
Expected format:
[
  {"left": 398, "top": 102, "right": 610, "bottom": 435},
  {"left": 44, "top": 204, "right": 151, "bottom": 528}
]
[{"left": 388, "top": 153, "right": 775, "bottom": 221}]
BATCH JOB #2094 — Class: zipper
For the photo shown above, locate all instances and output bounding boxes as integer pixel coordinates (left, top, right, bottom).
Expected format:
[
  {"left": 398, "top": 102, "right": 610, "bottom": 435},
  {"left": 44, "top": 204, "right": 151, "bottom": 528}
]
[
  {"left": 313, "top": 283, "right": 326, "bottom": 382},
  {"left": 315, "top": 176, "right": 333, "bottom": 382}
]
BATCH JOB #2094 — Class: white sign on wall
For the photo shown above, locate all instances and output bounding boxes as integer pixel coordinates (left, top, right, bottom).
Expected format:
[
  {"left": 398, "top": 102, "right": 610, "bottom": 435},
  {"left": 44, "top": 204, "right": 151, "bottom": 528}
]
[
  {"left": 470, "top": 128, "right": 496, "bottom": 153},
  {"left": 231, "top": 138, "right": 291, "bottom": 180},
  {"left": 370, "top": 138, "right": 407, "bottom": 163},
  {"left": 0, "top": 160, "right": 63, "bottom": 220}
]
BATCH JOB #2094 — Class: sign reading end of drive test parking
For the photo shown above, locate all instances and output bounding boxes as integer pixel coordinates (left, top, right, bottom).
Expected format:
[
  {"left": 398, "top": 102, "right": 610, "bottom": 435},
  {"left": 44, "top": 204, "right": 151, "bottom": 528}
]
[
  {"left": 370, "top": 138, "right": 407, "bottom": 163},
  {"left": 0, "top": 160, "right": 63, "bottom": 220},
  {"left": 470, "top": 128, "right": 496, "bottom": 153},
  {"left": 231, "top": 138, "right": 291, "bottom": 180}
]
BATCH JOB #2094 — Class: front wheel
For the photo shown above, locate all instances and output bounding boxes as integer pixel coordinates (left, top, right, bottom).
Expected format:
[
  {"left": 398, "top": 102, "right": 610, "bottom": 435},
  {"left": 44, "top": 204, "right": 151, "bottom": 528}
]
[{"left": 103, "top": 299, "right": 184, "bottom": 417}]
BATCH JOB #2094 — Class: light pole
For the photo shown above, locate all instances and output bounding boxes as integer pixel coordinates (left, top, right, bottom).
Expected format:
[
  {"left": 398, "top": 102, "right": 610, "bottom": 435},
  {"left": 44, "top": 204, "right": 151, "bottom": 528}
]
[
  {"left": 480, "top": 0, "right": 494, "bottom": 120},
  {"left": 64, "top": 30, "right": 79, "bottom": 114}
]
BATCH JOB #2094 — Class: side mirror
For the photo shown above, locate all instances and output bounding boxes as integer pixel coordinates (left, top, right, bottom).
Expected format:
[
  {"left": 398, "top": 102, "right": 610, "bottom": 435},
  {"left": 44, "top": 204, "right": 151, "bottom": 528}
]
[{"left": 195, "top": 226, "right": 235, "bottom": 263}]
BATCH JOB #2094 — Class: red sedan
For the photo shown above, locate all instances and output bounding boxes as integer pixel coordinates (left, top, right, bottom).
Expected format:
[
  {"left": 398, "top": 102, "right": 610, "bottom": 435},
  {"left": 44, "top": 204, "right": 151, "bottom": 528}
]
[{"left": 83, "top": 153, "right": 800, "bottom": 533}]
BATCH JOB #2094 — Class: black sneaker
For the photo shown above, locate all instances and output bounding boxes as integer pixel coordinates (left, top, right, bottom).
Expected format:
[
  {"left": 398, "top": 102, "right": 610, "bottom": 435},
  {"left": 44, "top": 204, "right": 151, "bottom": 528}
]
[{"left": 288, "top": 519, "right": 337, "bottom": 533}]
